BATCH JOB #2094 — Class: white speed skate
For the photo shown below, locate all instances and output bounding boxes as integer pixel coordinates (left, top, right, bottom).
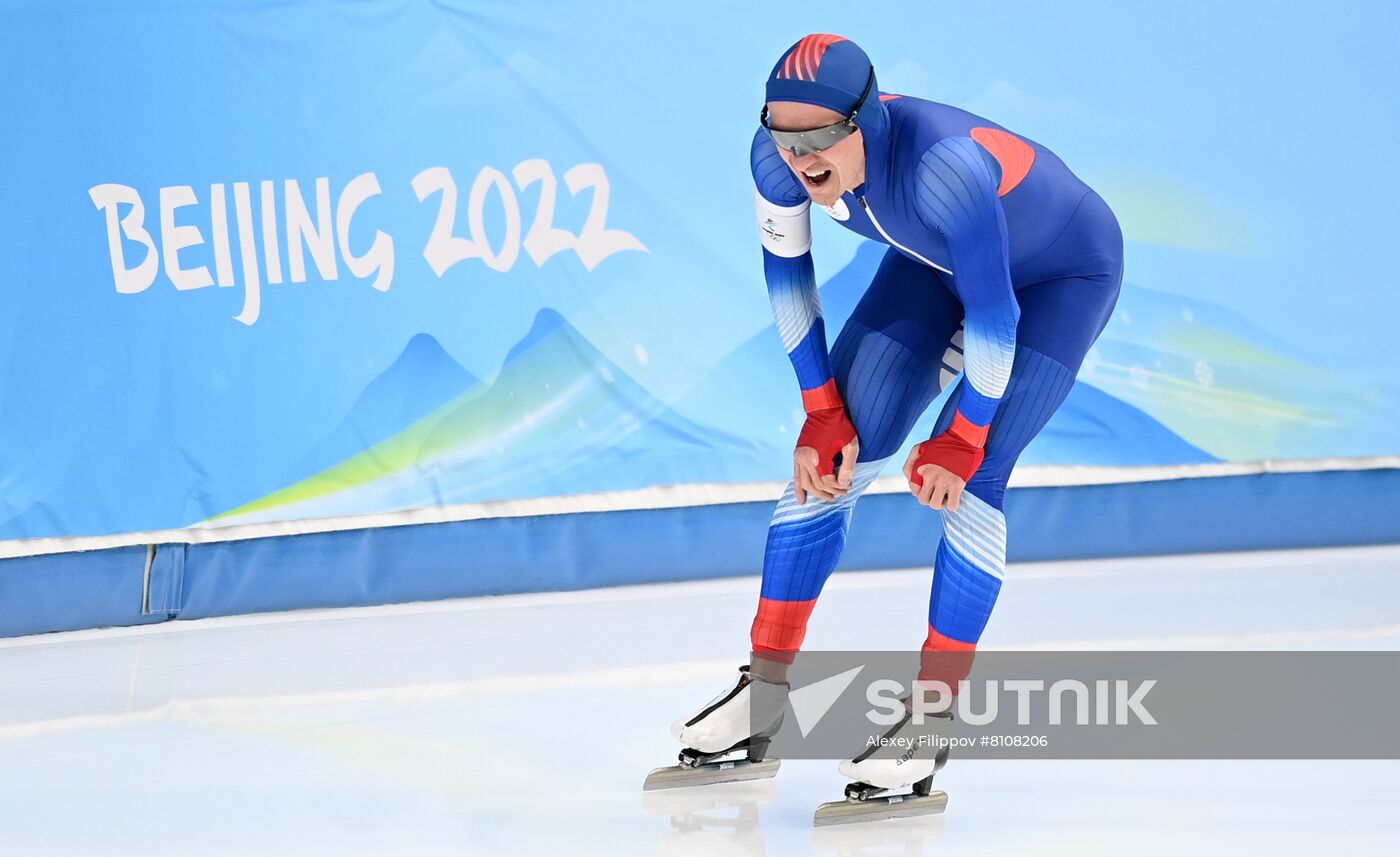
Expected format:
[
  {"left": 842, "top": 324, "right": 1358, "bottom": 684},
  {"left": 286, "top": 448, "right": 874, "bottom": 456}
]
[
  {"left": 814, "top": 708, "right": 951, "bottom": 826},
  {"left": 643, "top": 665, "right": 788, "bottom": 791}
]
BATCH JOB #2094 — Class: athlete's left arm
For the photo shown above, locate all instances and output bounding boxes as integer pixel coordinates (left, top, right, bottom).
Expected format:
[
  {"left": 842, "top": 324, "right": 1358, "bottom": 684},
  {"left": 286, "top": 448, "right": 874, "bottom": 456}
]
[{"left": 910, "top": 136, "right": 1019, "bottom": 487}]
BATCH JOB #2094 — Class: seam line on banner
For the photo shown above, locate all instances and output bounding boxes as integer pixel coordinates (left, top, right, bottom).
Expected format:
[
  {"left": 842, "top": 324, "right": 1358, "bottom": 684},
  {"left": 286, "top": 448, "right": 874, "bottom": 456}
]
[{"left": 140, "top": 544, "right": 156, "bottom": 616}]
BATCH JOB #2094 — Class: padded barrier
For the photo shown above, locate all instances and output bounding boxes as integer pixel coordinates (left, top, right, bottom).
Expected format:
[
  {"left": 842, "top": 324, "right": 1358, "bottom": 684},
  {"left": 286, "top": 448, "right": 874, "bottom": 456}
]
[{"left": 3, "top": 469, "right": 1397, "bottom": 638}]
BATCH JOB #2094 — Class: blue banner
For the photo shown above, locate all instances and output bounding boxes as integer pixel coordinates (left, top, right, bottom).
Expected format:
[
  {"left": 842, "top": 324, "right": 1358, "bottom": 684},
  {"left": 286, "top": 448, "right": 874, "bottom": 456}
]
[{"left": 2, "top": 0, "right": 1397, "bottom": 546}]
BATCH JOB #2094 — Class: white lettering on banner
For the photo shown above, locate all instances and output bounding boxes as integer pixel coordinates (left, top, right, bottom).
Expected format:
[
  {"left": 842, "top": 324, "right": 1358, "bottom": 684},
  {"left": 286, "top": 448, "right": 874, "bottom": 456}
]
[
  {"left": 512, "top": 158, "right": 577, "bottom": 267},
  {"left": 158, "top": 185, "right": 213, "bottom": 291},
  {"left": 413, "top": 160, "right": 646, "bottom": 276},
  {"left": 335, "top": 173, "right": 395, "bottom": 293},
  {"left": 414, "top": 166, "right": 476, "bottom": 276},
  {"left": 467, "top": 167, "right": 521, "bottom": 273},
  {"left": 88, "top": 183, "right": 158, "bottom": 294},
  {"left": 260, "top": 180, "right": 284, "bottom": 286},
  {"left": 210, "top": 183, "right": 235, "bottom": 287},
  {"left": 88, "top": 161, "right": 645, "bottom": 326},
  {"left": 285, "top": 177, "right": 338, "bottom": 283},
  {"left": 562, "top": 163, "right": 648, "bottom": 271},
  {"left": 231, "top": 182, "right": 262, "bottom": 325}
]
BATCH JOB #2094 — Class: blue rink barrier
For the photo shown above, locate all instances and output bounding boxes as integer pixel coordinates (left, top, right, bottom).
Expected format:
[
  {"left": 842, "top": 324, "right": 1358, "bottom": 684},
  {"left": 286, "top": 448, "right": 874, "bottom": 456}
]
[{"left": 2, "top": 469, "right": 1398, "bottom": 638}]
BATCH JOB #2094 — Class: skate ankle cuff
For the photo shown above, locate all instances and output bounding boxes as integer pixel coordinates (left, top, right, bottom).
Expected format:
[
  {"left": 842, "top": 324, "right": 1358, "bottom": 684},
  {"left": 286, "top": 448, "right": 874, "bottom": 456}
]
[{"left": 739, "top": 663, "right": 791, "bottom": 689}]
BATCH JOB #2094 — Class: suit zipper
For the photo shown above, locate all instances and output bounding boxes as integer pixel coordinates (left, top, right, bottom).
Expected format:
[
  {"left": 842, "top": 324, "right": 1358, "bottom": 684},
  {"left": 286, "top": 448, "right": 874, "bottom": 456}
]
[{"left": 858, "top": 196, "right": 952, "bottom": 275}]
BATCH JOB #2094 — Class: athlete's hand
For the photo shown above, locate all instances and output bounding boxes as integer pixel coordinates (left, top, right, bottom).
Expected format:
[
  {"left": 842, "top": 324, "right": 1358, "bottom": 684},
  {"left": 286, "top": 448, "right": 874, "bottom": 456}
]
[
  {"left": 794, "top": 407, "right": 858, "bottom": 505},
  {"left": 903, "top": 441, "right": 967, "bottom": 511}
]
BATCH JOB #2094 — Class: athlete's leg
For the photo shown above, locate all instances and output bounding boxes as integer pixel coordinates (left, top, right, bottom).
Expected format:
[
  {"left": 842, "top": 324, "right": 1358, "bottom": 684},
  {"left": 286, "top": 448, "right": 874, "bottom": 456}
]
[
  {"left": 921, "top": 261, "right": 1123, "bottom": 682},
  {"left": 751, "top": 248, "right": 965, "bottom": 666}
]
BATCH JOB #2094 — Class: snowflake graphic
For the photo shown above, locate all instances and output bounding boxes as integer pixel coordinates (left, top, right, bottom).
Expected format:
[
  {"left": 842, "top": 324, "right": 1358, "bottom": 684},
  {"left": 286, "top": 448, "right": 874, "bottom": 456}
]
[
  {"left": 634, "top": 344, "right": 650, "bottom": 366},
  {"left": 1194, "top": 359, "right": 1214, "bottom": 387},
  {"left": 1130, "top": 365, "right": 1150, "bottom": 390}
]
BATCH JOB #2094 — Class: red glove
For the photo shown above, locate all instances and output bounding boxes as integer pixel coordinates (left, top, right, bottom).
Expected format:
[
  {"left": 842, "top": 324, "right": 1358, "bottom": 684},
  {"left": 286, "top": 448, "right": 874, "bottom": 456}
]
[
  {"left": 910, "top": 427, "right": 985, "bottom": 487},
  {"left": 796, "top": 406, "right": 857, "bottom": 478}
]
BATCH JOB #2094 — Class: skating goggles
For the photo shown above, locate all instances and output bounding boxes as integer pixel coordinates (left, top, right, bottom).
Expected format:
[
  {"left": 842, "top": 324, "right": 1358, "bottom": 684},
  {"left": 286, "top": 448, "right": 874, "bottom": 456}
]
[{"left": 760, "top": 67, "right": 875, "bottom": 157}]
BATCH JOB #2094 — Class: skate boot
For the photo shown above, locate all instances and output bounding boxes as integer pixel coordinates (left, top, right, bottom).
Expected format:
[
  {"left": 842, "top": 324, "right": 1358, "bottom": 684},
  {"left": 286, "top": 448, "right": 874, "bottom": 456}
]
[
  {"left": 814, "top": 707, "right": 951, "bottom": 826},
  {"left": 643, "top": 665, "right": 788, "bottom": 790}
]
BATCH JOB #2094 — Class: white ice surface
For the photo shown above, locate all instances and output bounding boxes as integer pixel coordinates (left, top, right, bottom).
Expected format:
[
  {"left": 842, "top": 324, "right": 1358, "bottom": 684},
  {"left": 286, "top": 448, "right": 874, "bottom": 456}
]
[{"left": 2, "top": 545, "right": 1399, "bottom": 856}]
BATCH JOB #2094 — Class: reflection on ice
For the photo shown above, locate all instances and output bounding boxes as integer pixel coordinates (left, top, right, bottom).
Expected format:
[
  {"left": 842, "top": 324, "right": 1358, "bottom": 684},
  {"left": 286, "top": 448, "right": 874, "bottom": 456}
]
[
  {"left": 645, "top": 780, "right": 776, "bottom": 857},
  {"left": 809, "top": 812, "right": 945, "bottom": 856}
]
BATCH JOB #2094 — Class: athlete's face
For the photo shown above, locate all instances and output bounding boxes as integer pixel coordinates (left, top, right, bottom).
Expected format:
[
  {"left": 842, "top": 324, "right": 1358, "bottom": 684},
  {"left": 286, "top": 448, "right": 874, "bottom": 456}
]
[{"left": 766, "top": 101, "right": 866, "bottom": 207}]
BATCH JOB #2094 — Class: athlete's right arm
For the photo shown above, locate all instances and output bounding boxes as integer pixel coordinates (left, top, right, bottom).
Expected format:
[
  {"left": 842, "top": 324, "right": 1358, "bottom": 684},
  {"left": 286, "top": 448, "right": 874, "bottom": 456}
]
[{"left": 750, "top": 130, "right": 857, "bottom": 500}]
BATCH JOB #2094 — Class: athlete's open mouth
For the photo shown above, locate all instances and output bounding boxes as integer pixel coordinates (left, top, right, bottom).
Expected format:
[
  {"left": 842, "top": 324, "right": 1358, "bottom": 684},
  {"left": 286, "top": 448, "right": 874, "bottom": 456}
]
[{"left": 804, "top": 169, "right": 832, "bottom": 188}]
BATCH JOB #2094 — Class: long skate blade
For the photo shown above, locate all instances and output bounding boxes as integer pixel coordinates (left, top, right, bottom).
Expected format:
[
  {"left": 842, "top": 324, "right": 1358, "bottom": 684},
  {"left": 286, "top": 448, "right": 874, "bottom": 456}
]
[
  {"left": 643, "top": 758, "right": 780, "bottom": 791},
  {"left": 813, "top": 789, "right": 948, "bottom": 827}
]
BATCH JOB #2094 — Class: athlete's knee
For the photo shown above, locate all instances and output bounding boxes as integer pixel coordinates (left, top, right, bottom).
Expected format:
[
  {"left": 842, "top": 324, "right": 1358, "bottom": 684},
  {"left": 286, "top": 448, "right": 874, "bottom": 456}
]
[
  {"left": 768, "top": 457, "right": 887, "bottom": 527},
  {"left": 963, "top": 474, "right": 1008, "bottom": 510},
  {"left": 959, "top": 346, "right": 1079, "bottom": 495},
  {"left": 972, "top": 433, "right": 1020, "bottom": 498},
  {"left": 835, "top": 330, "right": 941, "bottom": 461},
  {"left": 755, "top": 457, "right": 891, "bottom": 655}
]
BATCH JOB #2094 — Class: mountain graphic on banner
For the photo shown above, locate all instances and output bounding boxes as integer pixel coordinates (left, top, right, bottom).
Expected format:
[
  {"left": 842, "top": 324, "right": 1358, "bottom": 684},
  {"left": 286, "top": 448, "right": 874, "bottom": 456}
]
[
  {"left": 670, "top": 241, "right": 887, "bottom": 480},
  {"left": 407, "top": 307, "right": 746, "bottom": 504},
  {"left": 1031, "top": 381, "right": 1215, "bottom": 465},
  {"left": 674, "top": 241, "right": 1216, "bottom": 470},
  {"left": 285, "top": 333, "right": 483, "bottom": 486},
  {"left": 1081, "top": 282, "right": 1377, "bottom": 460},
  {"left": 209, "top": 310, "right": 738, "bottom": 525}
]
